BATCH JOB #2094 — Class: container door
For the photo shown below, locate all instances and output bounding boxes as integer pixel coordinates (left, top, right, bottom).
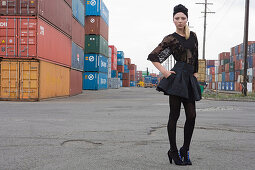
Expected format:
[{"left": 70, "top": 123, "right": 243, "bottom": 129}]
[
  {"left": 0, "top": 0, "right": 17, "bottom": 15},
  {"left": 0, "top": 17, "right": 17, "bottom": 57},
  {"left": 0, "top": 60, "right": 19, "bottom": 99},
  {"left": 17, "top": 17, "right": 37, "bottom": 57},
  {"left": 18, "top": 0, "right": 37, "bottom": 15},
  {"left": 19, "top": 60, "right": 39, "bottom": 100}
]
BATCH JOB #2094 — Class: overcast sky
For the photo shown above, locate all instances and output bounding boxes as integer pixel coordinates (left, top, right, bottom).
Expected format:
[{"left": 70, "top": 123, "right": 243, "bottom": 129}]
[{"left": 103, "top": 0, "right": 255, "bottom": 74}]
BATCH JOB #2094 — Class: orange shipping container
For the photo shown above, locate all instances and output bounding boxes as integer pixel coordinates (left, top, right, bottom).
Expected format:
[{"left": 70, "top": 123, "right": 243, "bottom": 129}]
[{"left": 0, "top": 59, "right": 70, "bottom": 101}]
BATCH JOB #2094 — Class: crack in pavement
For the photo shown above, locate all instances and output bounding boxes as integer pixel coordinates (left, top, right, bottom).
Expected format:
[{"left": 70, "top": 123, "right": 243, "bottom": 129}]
[
  {"left": 60, "top": 139, "right": 103, "bottom": 146},
  {"left": 147, "top": 124, "right": 255, "bottom": 135}
]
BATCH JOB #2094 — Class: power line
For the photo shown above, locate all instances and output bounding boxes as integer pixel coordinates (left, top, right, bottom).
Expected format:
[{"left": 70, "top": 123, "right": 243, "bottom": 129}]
[{"left": 196, "top": 0, "right": 215, "bottom": 60}]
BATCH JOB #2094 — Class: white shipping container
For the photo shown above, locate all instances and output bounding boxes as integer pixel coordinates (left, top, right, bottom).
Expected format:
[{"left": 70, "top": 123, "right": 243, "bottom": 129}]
[
  {"left": 247, "top": 68, "right": 253, "bottom": 76},
  {"left": 212, "top": 82, "right": 216, "bottom": 89},
  {"left": 215, "top": 74, "right": 218, "bottom": 82},
  {"left": 218, "top": 82, "right": 221, "bottom": 90},
  {"left": 215, "top": 60, "right": 220, "bottom": 67},
  {"left": 247, "top": 83, "right": 252, "bottom": 92},
  {"left": 215, "top": 66, "right": 219, "bottom": 74}
]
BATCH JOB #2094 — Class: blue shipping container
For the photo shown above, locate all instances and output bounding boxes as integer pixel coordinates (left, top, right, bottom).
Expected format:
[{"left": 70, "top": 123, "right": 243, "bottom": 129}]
[
  {"left": 206, "top": 65, "right": 214, "bottom": 68},
  {"left": 85, "top": 0, "right": 109, "bottom": 25},
  {"left": 225, "top": 82, "right": 229, "bottom": 91},
  {"left": 229, "top": 72, "right": 235, "bottom": 81},
  {"left": 229, "top": 82, "right": 235, "bottom": 91},
  {"left": 221, "top": 82, "right": 225, "bottom": 90},
  {"left": 117, "top": 51, "right": 124, "bottom": 59},
  {"left": 124, "top": 69, "right": 129, "bottom": 73},
  {"left": 222, "top": 72, "right": 226, "bottom": 82},
  {"left": 117, "top": 58, "right": 124, "bottom": 66},
  {"left": 124, "top": 64, "right": 128, "bottom": 71},
  {"left": 120, "top": 80, "right": 123, "bottom": 87},
  {"left": 151, "top": 77, "right": 158, "bottom": 85},
  {"left": 118, "top": 73, "right": 123, "bottom": 79},
  {"left": 72, "top": 42, "right": 84, "bottom": 71},
  {"left": 72, "top": 0, "right": 85, "bottom": 26},
  {"left": 83, "top": 72, "right": 108, "bottom": 90},
  {"left": 130, "top": 81, "right": 136, "bottom": 87},
  {"left": 111, "top": 70, "right": 117, "bottom": 78},
  {"left": 248, "top": 56, "right": 253, "bottom": 68},
  {"left": 84, "top": 54, "right": 108, "bottom": 73}
]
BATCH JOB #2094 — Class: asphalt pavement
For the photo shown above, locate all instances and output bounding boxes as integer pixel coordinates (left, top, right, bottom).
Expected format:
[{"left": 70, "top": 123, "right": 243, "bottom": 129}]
[{"left": 0, "top": 87, "right": 254, "bottom": 170}]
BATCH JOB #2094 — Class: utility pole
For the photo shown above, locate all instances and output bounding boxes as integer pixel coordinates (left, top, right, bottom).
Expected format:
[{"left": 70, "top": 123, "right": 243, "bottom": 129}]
[
  {"left": 243, "top": 0, "right": 250, "bottom": 96},
  {"left": 196, "top": 0, "right": 215, "bottom": 59}
]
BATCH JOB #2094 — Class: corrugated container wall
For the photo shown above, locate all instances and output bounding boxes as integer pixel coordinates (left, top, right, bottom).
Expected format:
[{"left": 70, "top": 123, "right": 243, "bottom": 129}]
[
  {"left": 85, "top": 16, "right": 109, "bottom": 41},
  {"left": 85, "top": 0, "right": 109, "bottom": 25},
  {"left": 84, "top": 54, "right": 108, "bottom": 73},
  {"left": 85, "top": 35, "right": 108, "bottom": 57},
  {"left": 72, "top": 17, "right": 85, "bottom": 48},
  {"left": 70, "top": 69, "right": 83, "bottom": 96},
  {"left": 0, "top": 16, "right": 71, "bottom": 67},
  {"left": 0, "top": 0, "right": 72, "bottom": 37},
  {"left": 72, "top": 42, "right": 84, "bottom": 71},
  {"left": 83, "top": 72, "right": 108, "bottom": 90},
  {"left": 72, "top": 0, "right": 85, "bottom": 26}
]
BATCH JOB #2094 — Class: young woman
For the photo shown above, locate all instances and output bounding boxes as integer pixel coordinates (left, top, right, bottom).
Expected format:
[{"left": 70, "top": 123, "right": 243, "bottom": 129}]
[{"left": 147, "top": 4, "right": 201, "bottom": 166}]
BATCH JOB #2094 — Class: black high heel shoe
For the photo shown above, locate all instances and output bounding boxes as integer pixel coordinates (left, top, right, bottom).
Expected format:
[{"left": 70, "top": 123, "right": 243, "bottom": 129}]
[
  {"left": 179, "top": 147, "right": 192, "bottom": 165},
  {"left": 167, "top": 150, "right": 185, "bottom": 166}
]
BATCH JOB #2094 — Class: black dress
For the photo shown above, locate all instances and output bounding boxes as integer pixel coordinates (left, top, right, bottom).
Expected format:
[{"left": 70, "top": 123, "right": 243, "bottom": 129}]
[{"left": 147, "top": 31, "right": 201, "bottom": 101}]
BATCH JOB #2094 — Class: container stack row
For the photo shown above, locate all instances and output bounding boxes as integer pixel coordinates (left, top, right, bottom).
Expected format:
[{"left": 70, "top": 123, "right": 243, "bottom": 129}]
[
  {"left": 83, "top": 0, "right": 109, "bottom": 90},
  {"left": 0, "top": 0, "right": 85, "bottom": 101},
  {"left": 108, "top": 45, "right": 120, "bottom": 89},
  {"left": 206, "top": 41, "right": 255, "bottom": 92}
]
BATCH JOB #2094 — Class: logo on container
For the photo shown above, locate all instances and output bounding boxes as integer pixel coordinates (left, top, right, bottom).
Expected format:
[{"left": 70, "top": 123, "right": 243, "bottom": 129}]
[
  {"left": 88, "top": 74, "right": 94, "bottom": 80},
  {"left": 77, "top": 54, "right": 80, "bottom": 62},
  {"left": 90, "top": 18, "right": 95, "bottom": 23},
  {"left": 90, "top": 0, "right": 96, "bottom": 6},
  {"left": 101, "top": 60, "right": 107, "bottom": 68},
  {"left": 0, "top": 22, "right": 7, "bottom": 27},
  {"left": 89, "top": 56, "right": 94, "bottom": 62},
  {"left": 101, "top": 78, "right": 107, "bottom": 84}
]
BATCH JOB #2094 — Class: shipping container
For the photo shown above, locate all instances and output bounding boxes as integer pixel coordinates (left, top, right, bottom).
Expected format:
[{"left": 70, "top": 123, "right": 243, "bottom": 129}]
[
  {"left": 117, "top": 58, "right": 124, "bottom": 66},
  {"left": 72, "top": 16, "right": 85, "bottom": 48},
  {"left": 85, "top": 16, "right": 108, "bottom": 41},
  {"left": 229, "top": 82, "right": 235, "bottom": 91},
  {"left": 70, "top": 69, "right": 83, "bottom": 96},
  {"left": 111, "top": 54, "right": 117, "bottom": 70},
  {"left": 218, "top": 74, "right": 222, "bottom": 82},
  {"left": 84, "top": 54, "right": 108, "bottom": 73},
  {"left": 225, "top": 82, "right": 229, "bottom": 91},
  {"left": 109, "top": 45, "right": 117, "bottom": 56},
  {"left": 85, "top": 35, "right": 108, "bottom": 57},
  {"left": 117, "top": 51, "right": 124, "bottom": 58},
  {"left": 107, "top": 53, "right": 111, "bottom": 79},
  {"left": 247, "top": 83, "right": 252, "bottom": 92},
  {"left": 117, "top": 65, "right": 124, "bottom": 73},
  {"left": 82, "top": 72, "right": 108, "bottom": 90},
  {"left": 247, "top": 68, "right": 253, "bottom": 76},
  {"left": 72, "top": 0, "right": 85, "bottom": 26},
  {"left": 124, "top": 58, "right": 131, "bottom": 66},
  {"left": 218, "top": 82, "right": 221, "bottom": 90},
  {"left": 225, "top": 63, "right": 229, "bottom": 73},
  {"left": 108, "top": 78, "right": 120, "bottom": 89},
  {"left": 0, "top": 0, "right": 72, "bottom": 37},
  {"left": 222, "top": 72, "right": 226, "bottom": 82},
  {"left": 65, "top": 0, "right": 72, "bottom": 7},
  {"left": 85, "top": 0, "right": 109, "bottom": 25},
  {"left": 225, "top": 72, "right": 230, "bottom": 82},
  {"left": 130, "top": 81, "right": 136, "bottom": 87},
  {"left": 118, "top": 72, "right": 123, "bottom": 79},
  {"left": 122, "top": 73, "right": 130, "bottom": 80},
  {"left": 0, "top": 59, "right": 70, "bottom": 101},
  {"left": 221, "top": 82, "right": 225, "bottom": 90},
  {"left": 198, "top": 59, "right": 206, "bottom": 82},
  {"left": 229, "top": 72, "right": 235, "bottom": 82},
  {"left": 111, "top": 70, "right": 118, "bottom": 78},
  {"left": 72, "top": 42, "right": 84, "bottom": 71},
  {"left": 122, "top": 79, "right": 130, "bottom": 87},
  {"left": 0, "top": 16, "right": 72, "bottom": 67}
]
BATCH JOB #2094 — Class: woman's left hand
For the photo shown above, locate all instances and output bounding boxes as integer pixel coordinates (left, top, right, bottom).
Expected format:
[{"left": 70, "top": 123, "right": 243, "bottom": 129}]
[{"left": 193, "top": 73, "right": 198, "bottom": 78}]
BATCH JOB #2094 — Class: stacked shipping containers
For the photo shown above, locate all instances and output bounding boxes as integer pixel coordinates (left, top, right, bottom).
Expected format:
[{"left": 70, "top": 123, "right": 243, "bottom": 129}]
[
  {"left": 129, "top": 64, "right": 137, "bottom": 87},
  {"left": 108, "top": 45, "right": 120, "bottom": 89},
  {"left": 83, "top": 0, "right": 109, "bottom": 90},
  {"left": 0, "top": 0, "right": 84, "bottom": 100},
  {"left": 117, "top": 51, "right": 124, "bottom": 87}
]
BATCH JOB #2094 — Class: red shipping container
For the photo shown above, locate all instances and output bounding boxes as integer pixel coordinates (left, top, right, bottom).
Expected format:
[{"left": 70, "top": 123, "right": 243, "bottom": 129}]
[
  {"left": 111, "top": 54, "right": 117, "bottom": 70},
  {"left": 225, "top": 72, "right": 230, "bottom": 82},
  {"left": 129, "top": 69, "right": 136, "bottom": 76},
  {"left": 64, "top": 0, "right": 72, "bottom": 8},
  {"left": 85, "top": 16, "right": 108, "bottom": 41},
  {"left": 0, "top": 16, "right": 71, "bottom": 67},
  {"left": 72, "top": 17, "right": 85, "bottom": 49},
  {"left": 233, "top": 55, "right": 237, "bottom": 62},
  {"left": 130, "top": 75, "right": 136, "bottom": 81},
  {"left": 70, "top": 69, "right": 82, "bottom": 96},
  {"left": 207, "top": 60, "right": 215, "bottom": 66},
  {"left": 122, "top": 79, "right": 130, "bottom": 87},
  {"left": 210, "top": 67, "right": 215, "bottom": 75},
  {"left": 231, "top": 47, "right": 235, "bottom": 56},
  {"left": 123, "top": 73, "right": 130, "bottom": 80},
  {"left": 129, "top": 64, "right": 136, "bottom": 70},
  {"left": 117, "top": 65, "right": 124, "bottom": 73},
  {"left": 109, "top": 45, "right": 117, "bottom": 56},
  {"left": 239, "top": 60, "right": 243, "bottom": 70},
  {"left": 124, "top": 58, "right": 131, "bottom": 66},
  {"left": 218, "top": 65, "right": 222, "bottom": 74},
  {"left": 0, "top": 0, "right": 72, "bottom": 37},
  {"left": 225, "top": 63, "right": 229, "bottom": 73},
  {"left": 235, "top": 71, "right": 240, "bottom": 81}
]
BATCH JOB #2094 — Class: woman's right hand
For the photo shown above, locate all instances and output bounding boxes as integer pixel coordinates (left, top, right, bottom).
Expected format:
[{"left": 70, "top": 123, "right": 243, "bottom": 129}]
[{"left": 163, "top": 70, "right": 176, "bottom": 78}]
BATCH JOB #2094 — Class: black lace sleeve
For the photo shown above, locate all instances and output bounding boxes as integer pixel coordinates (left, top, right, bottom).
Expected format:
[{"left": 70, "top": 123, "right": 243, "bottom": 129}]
[
  {"left": 193, "top": 32, "right": 199, "bottom": 73},
  {"left": 147, "top": 35, "right": 175, "bottom": 63}
]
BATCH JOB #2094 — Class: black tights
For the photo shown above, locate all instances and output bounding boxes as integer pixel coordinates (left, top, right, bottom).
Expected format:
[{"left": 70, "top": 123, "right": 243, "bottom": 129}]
[{"left": 167, "top": 95, "right": 196, "bottom": 151}]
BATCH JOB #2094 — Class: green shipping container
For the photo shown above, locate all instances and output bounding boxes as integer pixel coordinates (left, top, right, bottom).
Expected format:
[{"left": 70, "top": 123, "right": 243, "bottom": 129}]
[
  {"left": 223, "top": 59, "right": 230, "bottom": 65},
  {"left": 240, "top": 70, "right": 244, "bottom": 75},
  {"left": 85, "top": 35, "right": 109, "bottom": 57},
  {"left": 229, "top": 63, "right": 235, "bottom": 72}
]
